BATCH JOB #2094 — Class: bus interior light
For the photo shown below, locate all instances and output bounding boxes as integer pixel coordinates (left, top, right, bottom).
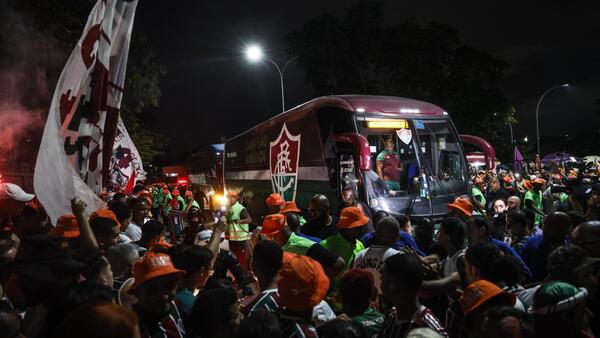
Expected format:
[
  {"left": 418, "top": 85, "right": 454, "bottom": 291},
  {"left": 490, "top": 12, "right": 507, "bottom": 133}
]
[{"left": 366, "top": 119, "right": 409, "bottom": 129}]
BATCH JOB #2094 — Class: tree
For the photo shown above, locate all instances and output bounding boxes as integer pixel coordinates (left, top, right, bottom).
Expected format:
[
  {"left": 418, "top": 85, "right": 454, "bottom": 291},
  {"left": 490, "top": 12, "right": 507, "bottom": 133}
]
[
  {"left": 284, "top": 1, "right": 514, "bottom": 160},
  {"left": 120, "top": 33, "right": 169, "bottom": 165}
]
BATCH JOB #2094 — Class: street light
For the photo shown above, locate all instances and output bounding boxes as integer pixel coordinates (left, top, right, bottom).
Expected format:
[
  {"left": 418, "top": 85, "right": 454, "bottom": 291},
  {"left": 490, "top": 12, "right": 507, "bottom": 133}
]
[
  {"left": 535, "top": 83, "right": 569, "bottom": 156},
  {"left": 244, "top": 44, "right": 297, "bottom": 112}
]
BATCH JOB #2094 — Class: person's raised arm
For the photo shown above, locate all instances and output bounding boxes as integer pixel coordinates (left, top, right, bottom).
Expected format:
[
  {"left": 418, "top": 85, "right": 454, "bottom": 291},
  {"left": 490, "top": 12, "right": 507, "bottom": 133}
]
[
  {"left": 71, "top": 199, "right": 98, "bottom": 252},
  {"left": 207, "top": 215, "right": 227, "bottom": 267}
]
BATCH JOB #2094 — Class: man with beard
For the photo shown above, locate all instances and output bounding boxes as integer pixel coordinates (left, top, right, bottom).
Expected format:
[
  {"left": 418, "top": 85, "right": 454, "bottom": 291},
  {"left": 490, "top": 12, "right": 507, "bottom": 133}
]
[{"left": 301, "top": 195, "right": 338, "bottom": 240}]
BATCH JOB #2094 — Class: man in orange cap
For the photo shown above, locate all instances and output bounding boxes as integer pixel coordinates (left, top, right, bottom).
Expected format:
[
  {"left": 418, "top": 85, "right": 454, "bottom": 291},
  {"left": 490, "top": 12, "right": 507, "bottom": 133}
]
[
  {"left": 170, "top": 189, "right": 186, "bottom": 212},
  {"left": 225, "top": 190, "right": 252, "bottom": 270},
  {"left": 447, "top": 195, "right": 474, "bottom": 221},
  {"left": 265, "top": 193, "right": 284, "bottom": 214},
  {"left": 129, "top": 252, "right": 186, "bottom": 338},
  {"left": 260, "top": 214, "right": 344, "bottom": 279},
  {"left": 320, "top": 206, "right": 368, "bottom": 291},
  {"left": 277, "top": 253, "right": 330, "bottom": 337},
  {"left": 89, "top": 209, "right": 121, "bottom": 253},
  {"left": 459, "top": 279, "right": 515, "bottom": 338},
  {"left": 524, "top": 178, "right": 546, "bottom": 225},
  {"left": 280, "top": 200, "right": 307, "bottom": 226}
]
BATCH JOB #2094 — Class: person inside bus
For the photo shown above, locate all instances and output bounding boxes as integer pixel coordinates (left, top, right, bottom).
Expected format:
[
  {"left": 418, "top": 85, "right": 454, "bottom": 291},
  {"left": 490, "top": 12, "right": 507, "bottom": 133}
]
[
  {"left": 376, "top": 138, "right": 404, "bottom": 192},
  {"left": 337, "top": 187, "right": 374, "bottom": 233}
]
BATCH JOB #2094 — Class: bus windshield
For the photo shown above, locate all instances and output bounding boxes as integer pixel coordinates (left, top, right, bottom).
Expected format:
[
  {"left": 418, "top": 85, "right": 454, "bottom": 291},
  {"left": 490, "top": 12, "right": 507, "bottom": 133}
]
[
  {"left": 358, "top": 117, "right": 468, "bottom": 201},
  {"left": 413, "top": 119, "right": 468, "bottom": 196}
]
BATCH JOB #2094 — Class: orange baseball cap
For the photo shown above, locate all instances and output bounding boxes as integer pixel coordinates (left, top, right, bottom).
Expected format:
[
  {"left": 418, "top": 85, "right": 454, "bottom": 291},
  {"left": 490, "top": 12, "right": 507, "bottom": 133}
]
[
  {"left": 162, "top": 188, "right": 170, "bottom": 195},
  {"left": 502, "top": 176, "right": 513, "bottom": 184},
  {"left": 90, "top": 208, "right": 120, "bottom": 226},
  {"left": 172, "top": 189, "right": 180, "bottom": 196},
  {"left": 261, "top": 214, "right": 287, "bottom": 235},
  {"left": 532, "top": 178, "right": 546, "bottom": 185},
  {"left": 523, "top": 180, "right": 532, "bottom": 190},
  {"left": 337, "top": 206, "right": 369, "bottom": 229},
  {"left": 278, "top": 253, "right": 330, "bottom": 311},
  {"left": 266, "top": 193, "right": 284, "bottom": 207},
  {"left": 50, "top": 214, "right": 80, "bottom": 239},
  {"left": 280, "top": 201, "right": 301, "bottom": 214},
  {"left": 130, "top": 252, "right": 184, "bottom": 291},
  {"left": 448, "top": 197, "right": 473, "bottom": 217},
  {"left": 185, "top": 191, "right": 193, "bottom": 197},
  {"left": 459, "top": 280, "right": 515, "bottom": 315}
]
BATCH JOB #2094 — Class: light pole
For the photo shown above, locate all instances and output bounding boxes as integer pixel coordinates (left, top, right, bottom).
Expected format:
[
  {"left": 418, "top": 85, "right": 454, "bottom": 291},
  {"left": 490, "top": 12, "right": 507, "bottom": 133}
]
[
  {"left": 245, "top": 45, "right": 297, "bottom": 112},
  {"left": 535, "top": 83, "right": 569, "bottom": 156}
]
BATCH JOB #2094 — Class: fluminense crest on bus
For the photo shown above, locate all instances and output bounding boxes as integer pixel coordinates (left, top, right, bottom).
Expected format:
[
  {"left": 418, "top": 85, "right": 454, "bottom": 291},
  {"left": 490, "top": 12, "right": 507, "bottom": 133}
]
[{"left": 269, "top": 123, "right": 301, "bottom": 201}]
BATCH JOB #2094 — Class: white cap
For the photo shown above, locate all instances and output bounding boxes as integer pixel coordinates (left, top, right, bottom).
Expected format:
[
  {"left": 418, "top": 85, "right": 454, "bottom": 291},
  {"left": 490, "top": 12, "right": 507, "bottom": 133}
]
[
  {"left": 0, "top": 183, "right": 35, "bottom": 202},
  {"left": 194, "top": 230, "right": 213, "bottom": 245}
]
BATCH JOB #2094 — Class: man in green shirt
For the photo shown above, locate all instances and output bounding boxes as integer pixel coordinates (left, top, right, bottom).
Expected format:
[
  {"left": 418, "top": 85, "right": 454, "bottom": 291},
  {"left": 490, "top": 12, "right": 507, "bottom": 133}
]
[
  {"left": 339, "top": 269, "right": 385, "bottom": 337},
  {"left": 260, "top": 213, "right": 345, "bottom": 279},
  {"left": 471, "top": 177, "right": 486, "bottom": 213},
  {"left": 524, "top": 178, "right": 546, "bottom": 225},
  {"left": 320, "top": 206, "right": 369, "bottom": 292}
]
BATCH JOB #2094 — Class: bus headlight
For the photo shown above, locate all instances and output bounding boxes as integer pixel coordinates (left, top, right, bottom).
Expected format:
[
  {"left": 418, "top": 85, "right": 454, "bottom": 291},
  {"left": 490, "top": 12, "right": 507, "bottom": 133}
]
[{"left": 369, "top": 198, "right": 379, "bottom": 208}]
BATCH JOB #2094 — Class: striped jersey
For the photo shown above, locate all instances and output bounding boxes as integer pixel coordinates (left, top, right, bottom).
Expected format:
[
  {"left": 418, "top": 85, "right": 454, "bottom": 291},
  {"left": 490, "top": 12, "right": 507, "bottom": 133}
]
[{"left": 379, "top": 305, "right": 448, "bottom": 338}]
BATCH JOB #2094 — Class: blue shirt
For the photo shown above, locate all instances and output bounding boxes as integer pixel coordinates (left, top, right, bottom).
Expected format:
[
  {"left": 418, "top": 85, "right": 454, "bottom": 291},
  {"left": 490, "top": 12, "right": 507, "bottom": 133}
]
[
  {"left": 488, "top": 237, "right": 532, "bottom": 280},
  {"left": 520, "top": 234, "right": 568, "bottom": 282},
  {"left": 360, "top": 231, "right": 426, "bottom": 256},
  {"left": 175, "top": 289, "right": 196, "bottom": 317},
  {"left": 296, "top": 232, "right": 322, "bottom": 243}
]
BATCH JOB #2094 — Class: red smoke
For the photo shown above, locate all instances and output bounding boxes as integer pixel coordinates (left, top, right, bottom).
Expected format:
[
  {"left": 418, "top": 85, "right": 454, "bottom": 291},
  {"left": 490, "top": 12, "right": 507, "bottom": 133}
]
[{"left": 0, "top": 6, "right": 68, "bottom": 172}]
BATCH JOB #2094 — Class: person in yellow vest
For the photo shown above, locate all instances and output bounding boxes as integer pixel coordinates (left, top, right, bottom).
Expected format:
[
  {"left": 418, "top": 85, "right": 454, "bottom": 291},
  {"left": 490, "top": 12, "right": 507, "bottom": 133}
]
[
  {"left": 260, "top": 214, "right": 345, "bottom": 279},
  {"left": 226, "top": 191, "right": 253, "bottom": 270}
]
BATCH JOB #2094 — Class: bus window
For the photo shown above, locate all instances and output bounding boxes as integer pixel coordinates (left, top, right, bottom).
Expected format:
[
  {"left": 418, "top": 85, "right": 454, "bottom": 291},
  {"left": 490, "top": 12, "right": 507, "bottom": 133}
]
[{"left": 413, "top": 120, "right": 468, "bottom": 196}]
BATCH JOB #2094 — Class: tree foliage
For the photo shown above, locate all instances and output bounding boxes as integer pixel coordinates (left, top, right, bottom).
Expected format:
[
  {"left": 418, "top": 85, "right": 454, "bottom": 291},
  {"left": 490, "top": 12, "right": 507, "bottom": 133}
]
[
  {"left": 284, "top": 1, "right": 515, "bottom": 160},
  {"left": 120, "top": 33, "right": 169, "bottom": 165}
]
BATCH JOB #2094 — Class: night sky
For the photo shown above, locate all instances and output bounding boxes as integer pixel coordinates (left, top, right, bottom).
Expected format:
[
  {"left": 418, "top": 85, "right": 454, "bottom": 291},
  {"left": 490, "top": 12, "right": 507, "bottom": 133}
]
[{"left": 135, "top": 1, "right": 600, "bottom": 160}]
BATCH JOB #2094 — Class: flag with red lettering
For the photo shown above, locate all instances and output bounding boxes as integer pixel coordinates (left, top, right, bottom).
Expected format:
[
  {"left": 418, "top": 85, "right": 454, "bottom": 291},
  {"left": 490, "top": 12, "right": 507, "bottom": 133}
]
[
  {"left": 110, "top": 117, "right": 146, "bottom": 195},
  {"left": 34, "top": 0, "right": 139, "bottom": 223}
]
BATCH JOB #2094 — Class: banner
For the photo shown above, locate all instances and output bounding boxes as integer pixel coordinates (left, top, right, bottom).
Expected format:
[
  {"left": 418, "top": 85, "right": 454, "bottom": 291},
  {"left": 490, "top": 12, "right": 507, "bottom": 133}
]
[
  {"left": 34, "top": 0, "right": 138, "bottom": 223},
  {"left": 110, "top": 117, "right": 146, "bottom": 194}
]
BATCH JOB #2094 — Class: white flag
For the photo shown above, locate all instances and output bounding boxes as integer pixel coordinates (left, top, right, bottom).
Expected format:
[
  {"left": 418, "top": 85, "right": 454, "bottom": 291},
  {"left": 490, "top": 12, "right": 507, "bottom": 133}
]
[
  {"left": 110, "top": 117, "right": 146, "bottom": 194},
  {"left": 34, "top": 0, "right": 138, "bottom": 223}
]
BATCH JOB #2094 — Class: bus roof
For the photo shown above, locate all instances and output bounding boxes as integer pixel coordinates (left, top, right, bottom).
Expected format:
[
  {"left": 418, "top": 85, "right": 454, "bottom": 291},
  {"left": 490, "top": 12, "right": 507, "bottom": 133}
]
[
  {"left": 334, "top": 95, "right": 447, "bottom": 116},
  {"left": 227, "top": 95, "right": 448, "bottom": 141}
]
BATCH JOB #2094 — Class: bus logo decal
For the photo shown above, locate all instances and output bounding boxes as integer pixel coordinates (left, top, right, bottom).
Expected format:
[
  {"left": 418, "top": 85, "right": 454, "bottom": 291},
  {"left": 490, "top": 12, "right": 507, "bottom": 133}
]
[{"left": 270, "top": 123, "right": 301, "bottom": 201}]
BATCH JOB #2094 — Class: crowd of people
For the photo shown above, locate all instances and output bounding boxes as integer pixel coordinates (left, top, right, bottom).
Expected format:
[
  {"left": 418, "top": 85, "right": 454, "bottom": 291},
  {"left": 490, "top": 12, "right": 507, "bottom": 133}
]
[{"left": 0, "top": 160, "right": 599, "bottom": 338}]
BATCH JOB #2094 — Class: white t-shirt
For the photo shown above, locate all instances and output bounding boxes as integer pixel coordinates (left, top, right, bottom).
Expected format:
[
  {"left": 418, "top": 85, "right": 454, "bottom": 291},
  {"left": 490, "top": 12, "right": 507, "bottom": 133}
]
[
  {"left": 353, "top": 245, "right": 399, "bottom": 293},
  {"left": 125, "top": 223, "right": 142, "bottom": 242},
  {"left": 442, "top": 248, "right": 466, "bottom": 278}
]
